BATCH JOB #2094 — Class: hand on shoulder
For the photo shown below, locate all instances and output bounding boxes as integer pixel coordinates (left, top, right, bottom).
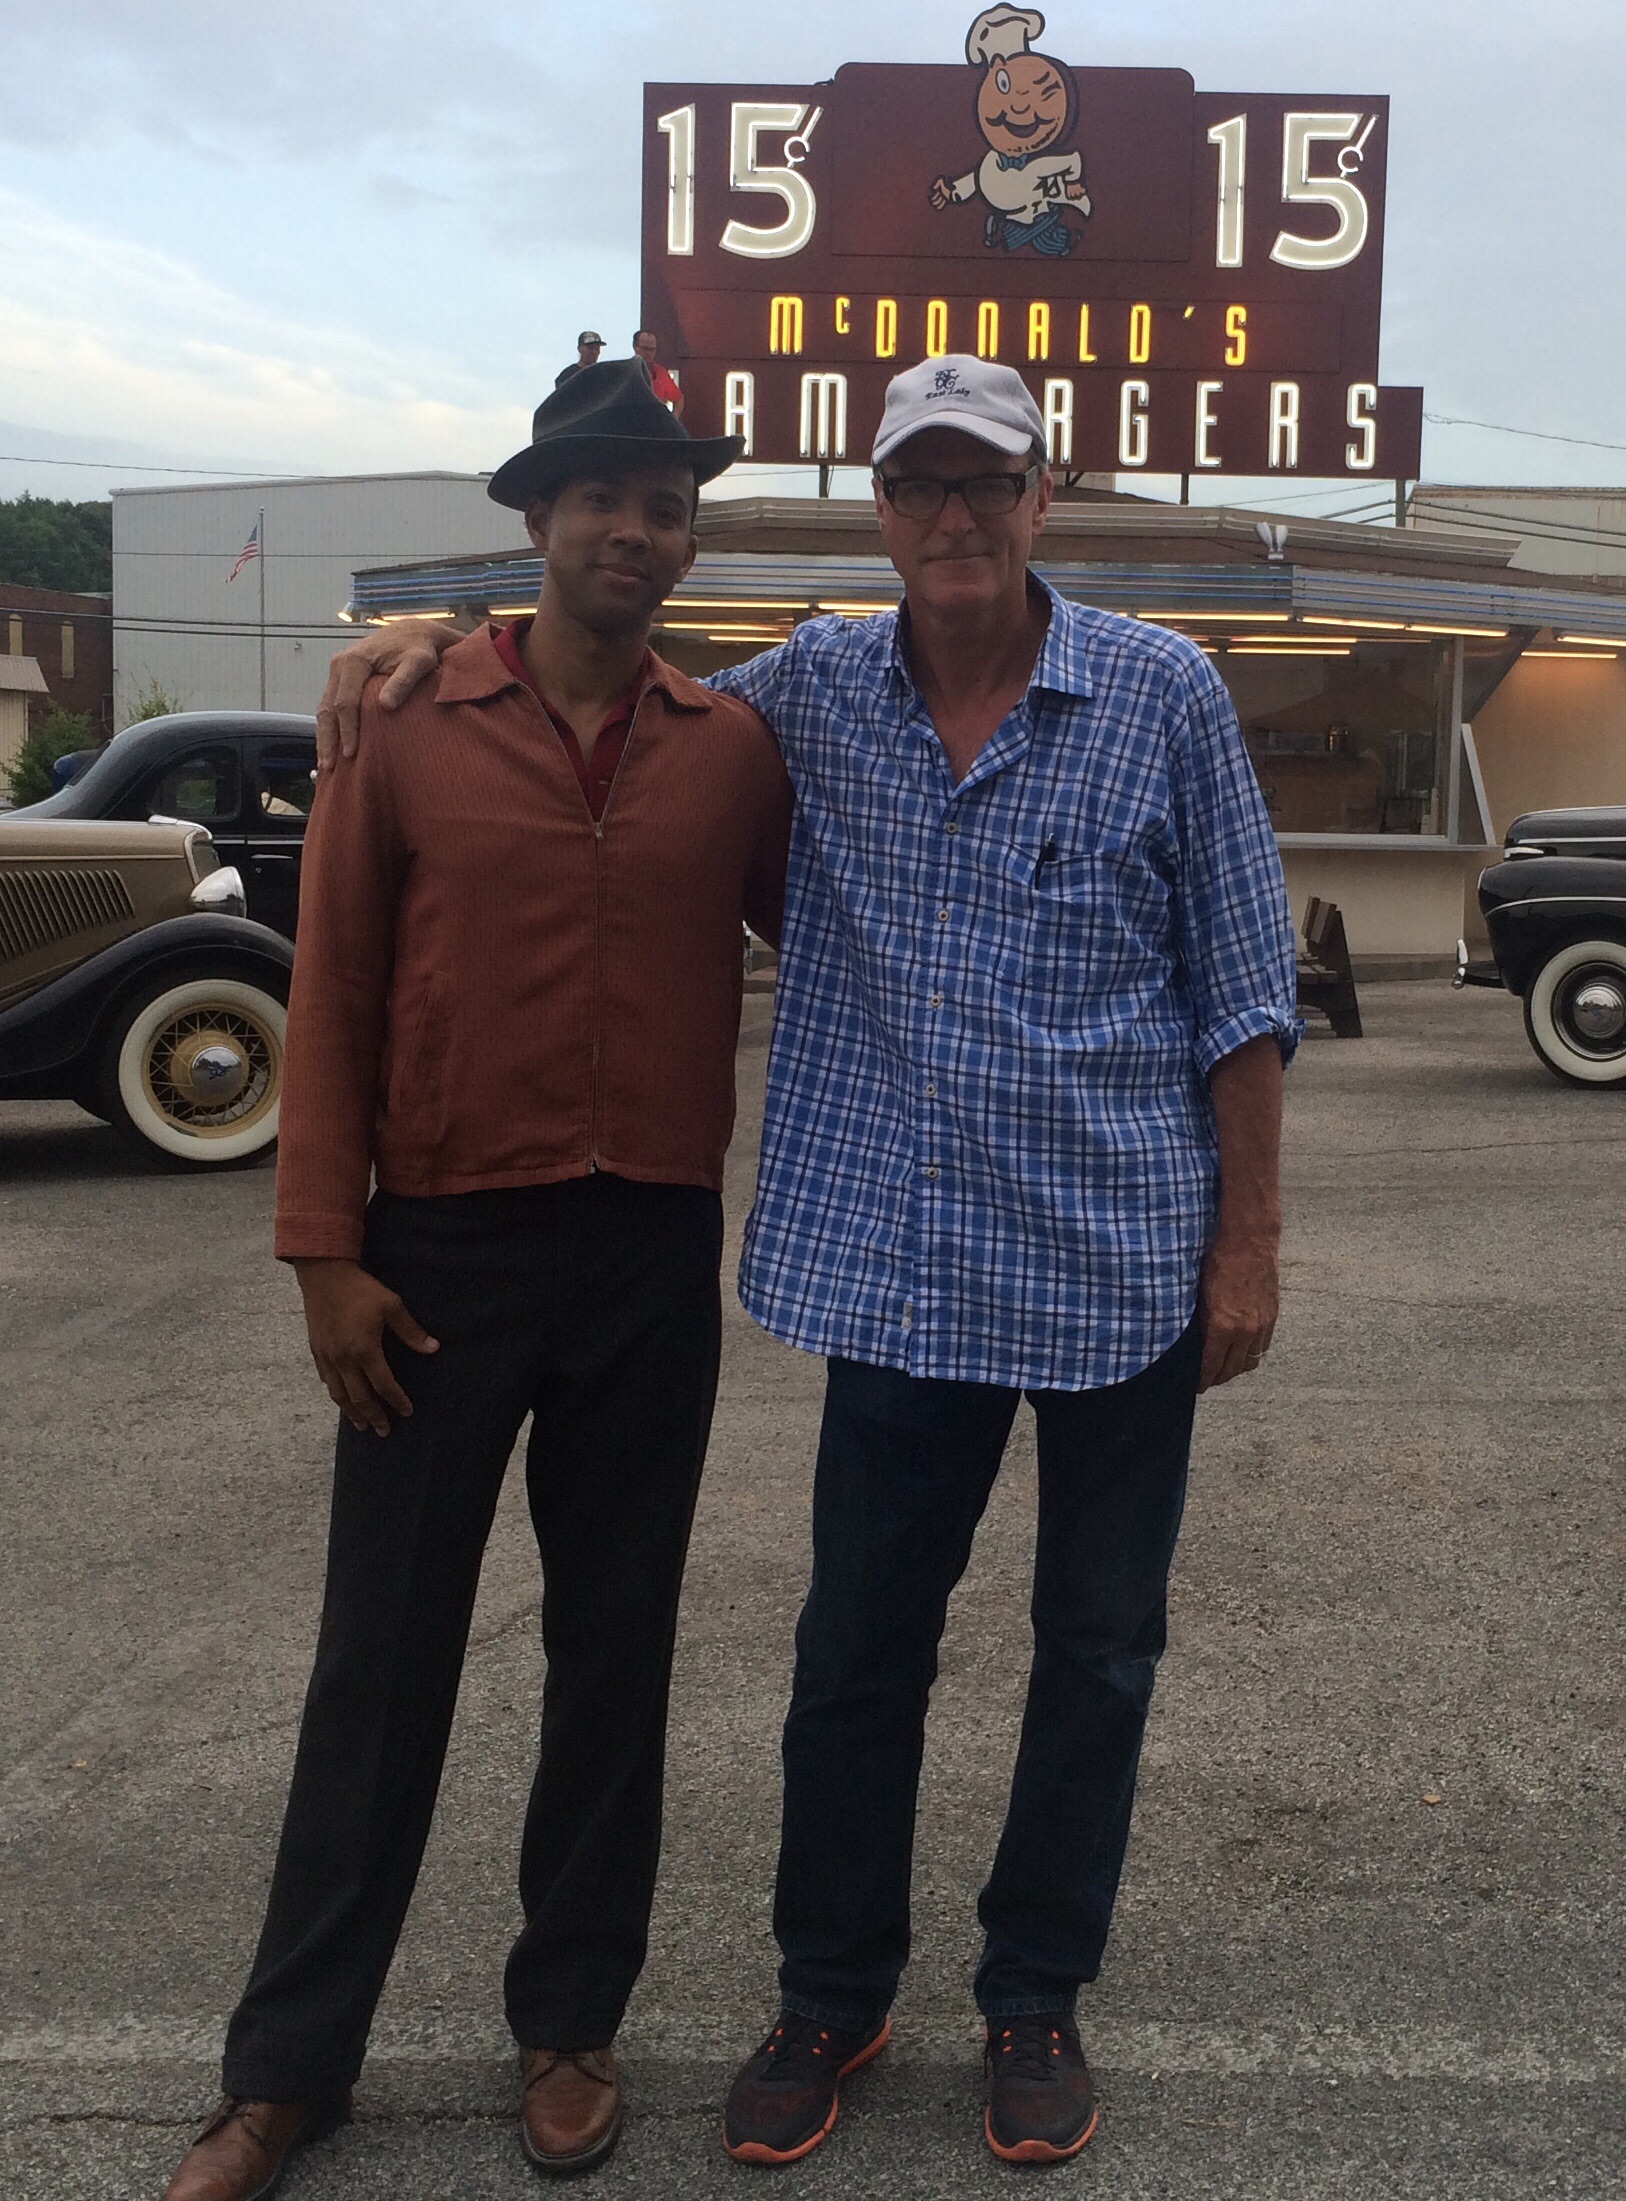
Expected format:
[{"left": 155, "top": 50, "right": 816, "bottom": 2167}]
[{"left": 316, "top": 620, "right": 464, "bottom": 770}]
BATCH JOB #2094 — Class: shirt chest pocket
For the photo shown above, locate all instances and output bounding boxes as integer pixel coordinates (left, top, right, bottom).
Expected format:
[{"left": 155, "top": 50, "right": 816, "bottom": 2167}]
[{"left": 995, "top": 841, "right": 1112, "bottom": 1025}]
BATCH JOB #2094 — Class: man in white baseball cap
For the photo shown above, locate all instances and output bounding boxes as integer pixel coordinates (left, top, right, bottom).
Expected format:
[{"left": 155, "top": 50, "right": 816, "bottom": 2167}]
[{"left": 313, "top": 353, "right": 1297, "bottom": 2172}]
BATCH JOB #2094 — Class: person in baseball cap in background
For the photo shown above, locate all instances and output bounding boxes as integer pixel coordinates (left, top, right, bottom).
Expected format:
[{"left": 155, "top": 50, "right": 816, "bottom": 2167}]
[
  {"left": 312, "top": 352, "right": 1298, "bottom": 2173},
  {"left": 553, "top": 329, "right": 604, "bottom": 387}
]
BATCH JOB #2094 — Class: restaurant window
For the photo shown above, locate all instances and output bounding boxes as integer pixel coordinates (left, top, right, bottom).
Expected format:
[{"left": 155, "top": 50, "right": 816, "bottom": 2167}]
[
  {"left": 1212, "top": 635, "right": 1456, "bottom": 837},
  {"left": 6, "top": 615, "right": 20, "bottom": 655},
  {"left": 60, "top": 622, "right": 75, "bottom": 681}
]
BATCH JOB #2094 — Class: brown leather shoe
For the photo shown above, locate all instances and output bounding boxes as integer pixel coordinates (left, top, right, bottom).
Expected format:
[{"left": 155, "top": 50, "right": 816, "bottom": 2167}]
[
  {"left": 162, "top": 2093, "right": 350, "bottom": 2200},
  {"left": 519, "top": 2046, "right": 622, "bottom": 2176}
]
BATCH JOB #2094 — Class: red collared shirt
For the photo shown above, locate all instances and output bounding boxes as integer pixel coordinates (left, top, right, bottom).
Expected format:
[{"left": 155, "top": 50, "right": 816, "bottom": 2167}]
[{"left": 492, "top": 619, "right": 647, "bottom": 821}]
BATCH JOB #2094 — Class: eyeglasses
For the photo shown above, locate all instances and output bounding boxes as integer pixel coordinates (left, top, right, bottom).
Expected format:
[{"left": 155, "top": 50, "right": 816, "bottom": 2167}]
[{"left": 876, "top": 466, "right": 1038, "bottom": 520}]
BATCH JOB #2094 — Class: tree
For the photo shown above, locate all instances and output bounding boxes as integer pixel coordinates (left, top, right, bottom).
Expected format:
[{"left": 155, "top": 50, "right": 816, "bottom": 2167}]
[
  {"left": 3, "top": 706, "right": 94, "bottom": 807},
  {"left": 124, "top": 677, "right": 183, "bottom": 725},
  {"left": 0, "top": 496, "right": 112, "bottom": 593}
]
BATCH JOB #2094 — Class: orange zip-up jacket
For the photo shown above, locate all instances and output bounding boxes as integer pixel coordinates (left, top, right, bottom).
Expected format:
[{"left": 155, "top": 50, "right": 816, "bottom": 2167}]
[{"left": 273, "top": 625, "right": 793, "bottom": 1263}]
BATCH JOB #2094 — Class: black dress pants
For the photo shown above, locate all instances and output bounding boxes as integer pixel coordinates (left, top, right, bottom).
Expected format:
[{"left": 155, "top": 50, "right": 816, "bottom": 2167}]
[{"left": 222, "top": 1175, "right": 723, "bottom": 2100}]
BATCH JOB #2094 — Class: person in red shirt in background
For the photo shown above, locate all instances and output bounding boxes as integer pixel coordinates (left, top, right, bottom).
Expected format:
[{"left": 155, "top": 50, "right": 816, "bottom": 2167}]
[
  {"left": 161, "top": 363, "right": 790, "bottom": 2201},
  {"left": 634, "top": 327, "right": 685, "bottom": 416}
]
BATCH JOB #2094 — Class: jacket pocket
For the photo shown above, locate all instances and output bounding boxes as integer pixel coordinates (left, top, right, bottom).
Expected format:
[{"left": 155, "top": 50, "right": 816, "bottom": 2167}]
[{"left": 384, "top": 973, "right": 453, "bottom": 1147}]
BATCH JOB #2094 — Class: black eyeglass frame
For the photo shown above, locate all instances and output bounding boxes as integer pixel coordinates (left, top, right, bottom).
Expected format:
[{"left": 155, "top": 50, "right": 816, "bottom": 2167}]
[{"left": 873, "top": 464, "right": 1040, "bottom": 519}]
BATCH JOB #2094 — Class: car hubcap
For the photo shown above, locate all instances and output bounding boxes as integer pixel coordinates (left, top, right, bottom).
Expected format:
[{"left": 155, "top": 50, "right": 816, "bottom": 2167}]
[
  {"left": 1560, "top": 972, "right": 1626, "bottom": 1053},
  {"left": 143, "top": 1008, "right": 280, "bottom": 1133},
  {"left": 172, "top": 1036, "right": 251, "bottom": 1105}
]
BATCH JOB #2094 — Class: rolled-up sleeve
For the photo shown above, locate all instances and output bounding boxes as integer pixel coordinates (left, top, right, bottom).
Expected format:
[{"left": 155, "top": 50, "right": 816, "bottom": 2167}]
[{"left": 1167, "top": 653, "right": 1303, "bottom": 1076}]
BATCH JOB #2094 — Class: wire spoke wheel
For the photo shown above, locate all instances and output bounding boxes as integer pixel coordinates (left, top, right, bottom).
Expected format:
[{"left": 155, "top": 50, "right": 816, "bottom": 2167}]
[
  {"left": 105, "top": 976, "right": 287, "bottom": 1165},
  {"left": 143, "top": 1006, "right": 279, "bottom": 1132}
]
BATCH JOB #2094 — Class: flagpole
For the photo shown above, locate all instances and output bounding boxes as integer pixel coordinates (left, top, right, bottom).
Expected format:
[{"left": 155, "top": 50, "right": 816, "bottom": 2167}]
[{"left": 257, "top": 506, "right": 267, "bottom": 710}]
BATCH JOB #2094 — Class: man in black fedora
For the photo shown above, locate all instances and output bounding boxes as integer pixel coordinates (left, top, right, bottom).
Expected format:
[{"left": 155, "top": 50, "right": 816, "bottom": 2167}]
[{"left": 163, "top": 362, "right": 792, "bottom": 2198}]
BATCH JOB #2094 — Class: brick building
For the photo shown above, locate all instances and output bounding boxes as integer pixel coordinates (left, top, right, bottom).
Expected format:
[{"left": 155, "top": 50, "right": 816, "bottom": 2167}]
[{"left": 0, "top": 584, "right": 114, "bottom": 737}]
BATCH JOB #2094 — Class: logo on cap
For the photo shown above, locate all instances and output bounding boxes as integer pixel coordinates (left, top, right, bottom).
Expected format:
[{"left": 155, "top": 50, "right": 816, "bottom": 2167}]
[{"left": 932, "top": 366, "right": 962, "bottom": 395}]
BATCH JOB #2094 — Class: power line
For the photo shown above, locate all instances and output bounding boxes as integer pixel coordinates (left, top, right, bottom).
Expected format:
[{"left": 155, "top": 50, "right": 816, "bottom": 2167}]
[
  {"left": 109, "top": 545, "right": 524, "bottom": 559},
  {"left": 1425, "top": 412, "right": 1626, "bottom": 455},
  {"left": 1408, "top": 497, "right": 1626, "bottom": 555},
  {"left": 0, "top": 452, "right": 315, "bottom": 479},
  {"left": 0, "top": 599, "right": 352, "bottom": 639}
]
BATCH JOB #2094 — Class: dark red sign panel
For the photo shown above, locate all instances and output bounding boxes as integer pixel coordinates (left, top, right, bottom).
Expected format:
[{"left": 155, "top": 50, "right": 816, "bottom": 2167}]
[{"left": 641, "top": 13, "right": 1421, "bottom": 478}]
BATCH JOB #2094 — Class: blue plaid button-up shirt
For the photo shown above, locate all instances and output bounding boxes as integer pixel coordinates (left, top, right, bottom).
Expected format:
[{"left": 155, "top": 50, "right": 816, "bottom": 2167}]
[{"left": 709, "top": 581, "right": 1300, "bottom": 1392}]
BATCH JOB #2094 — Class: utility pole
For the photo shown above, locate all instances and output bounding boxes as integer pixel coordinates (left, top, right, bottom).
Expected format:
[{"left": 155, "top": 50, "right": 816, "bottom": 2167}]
[{"left": 257, "top": 505, "right": 267, "bottom": 710}]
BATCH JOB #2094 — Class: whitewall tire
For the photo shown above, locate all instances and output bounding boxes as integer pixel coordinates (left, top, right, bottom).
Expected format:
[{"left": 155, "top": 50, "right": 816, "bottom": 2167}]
[
  {"left": 104, "top": 976, "right": 286, "bottom": 1164},
  {"left": 1523, "top": 937, "right": 1626, "bottom": 1088}
]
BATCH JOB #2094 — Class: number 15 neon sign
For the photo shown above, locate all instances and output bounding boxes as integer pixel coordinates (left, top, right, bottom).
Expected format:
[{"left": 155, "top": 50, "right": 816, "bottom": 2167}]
[{"left": 659, "top": 100, "right": 1378, "bottom": 270}]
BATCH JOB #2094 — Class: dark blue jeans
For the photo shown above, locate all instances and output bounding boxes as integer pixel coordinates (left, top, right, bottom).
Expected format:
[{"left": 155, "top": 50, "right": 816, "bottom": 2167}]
[{"left": 774, "top": 1323, "right": 1199, "bottom": 2032}]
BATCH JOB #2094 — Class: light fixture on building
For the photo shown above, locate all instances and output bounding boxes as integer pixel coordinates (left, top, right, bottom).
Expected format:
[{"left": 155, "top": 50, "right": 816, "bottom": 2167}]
[
  {"left": 674, "top": 597, "right": 808, "bottom": 612},
  {"left": 1302, "top": 614, "right": 1407, "bottom": 630}
]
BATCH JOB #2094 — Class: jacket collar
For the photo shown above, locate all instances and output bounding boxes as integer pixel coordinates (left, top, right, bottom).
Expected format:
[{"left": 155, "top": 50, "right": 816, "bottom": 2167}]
[{"left": 434, "top": 623, "right": 710, "bottom": 714}]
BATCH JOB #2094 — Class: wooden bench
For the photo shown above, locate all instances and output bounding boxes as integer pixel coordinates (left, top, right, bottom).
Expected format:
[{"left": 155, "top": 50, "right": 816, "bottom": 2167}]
[{"left": 1296, "top": 897, "right": 1363, "bottom": 1037}]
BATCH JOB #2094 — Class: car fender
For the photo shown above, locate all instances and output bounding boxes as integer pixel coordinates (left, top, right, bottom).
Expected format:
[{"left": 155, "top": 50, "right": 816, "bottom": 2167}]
[
  {"left": 0, "top": 915, "right": 295, "bottom": 1092},
  {"left": 1478, "top": 855, "right": 1626, "bottom": 998}
]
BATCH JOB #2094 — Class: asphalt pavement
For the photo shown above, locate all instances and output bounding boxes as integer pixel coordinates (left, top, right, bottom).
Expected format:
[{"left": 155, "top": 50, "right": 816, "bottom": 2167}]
[{"left": 1, "top": 982, "right": 1621, "bottom": 2200}]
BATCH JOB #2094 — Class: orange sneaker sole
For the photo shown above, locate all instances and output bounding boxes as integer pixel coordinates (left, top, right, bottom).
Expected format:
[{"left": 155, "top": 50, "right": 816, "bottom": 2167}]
[
  {"left": 723, "top": 2019, "right": 892, "bottom": 2166},
  {"left": 984, "top": 2102, "right": 1100, "bottom": 2164}
]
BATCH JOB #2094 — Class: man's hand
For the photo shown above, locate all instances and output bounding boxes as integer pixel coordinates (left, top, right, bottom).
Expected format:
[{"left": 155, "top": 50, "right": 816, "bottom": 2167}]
[
  {"left": 294, "top": 1258, "right": 440, "bottom": 1436},
  {"left": 929, "top": 175, "right": 953, "bottom": 209},
  {"left": 315, "top": 619, "right": 462, "bottom": 770},
  {"left": 1200, "top": 1033, "right": 1284, "bottom": 1392},
  {"left": 1197, "top": 1226, "right": 1277, "bottom": 1391}
]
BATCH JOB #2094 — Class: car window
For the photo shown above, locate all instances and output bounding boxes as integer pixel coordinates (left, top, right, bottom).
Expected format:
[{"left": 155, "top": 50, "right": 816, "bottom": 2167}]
[
  {"left": 256, "top": 746, "right": 317, "bottom": 820},
  {"left": 143, "top": 747, "right": 241, "bottom": 823}
]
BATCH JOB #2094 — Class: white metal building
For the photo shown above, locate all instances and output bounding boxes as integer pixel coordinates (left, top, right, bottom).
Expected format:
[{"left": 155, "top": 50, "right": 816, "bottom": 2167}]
[
  {"left": 110, "top": 474, "right": 530, "bottom": 726},
  {"left": 1409, "top": 486, "right": 1626, "bottom": 580}
]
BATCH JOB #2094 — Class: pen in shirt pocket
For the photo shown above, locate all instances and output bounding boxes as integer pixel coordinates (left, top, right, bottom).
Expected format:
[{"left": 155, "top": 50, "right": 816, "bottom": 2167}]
[{"left": 1033, "top": 836, "right": 1059, "bottom": 885}]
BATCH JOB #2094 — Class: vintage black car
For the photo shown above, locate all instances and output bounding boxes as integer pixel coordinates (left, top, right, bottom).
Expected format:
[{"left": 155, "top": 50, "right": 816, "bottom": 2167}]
[
  {"left": 1458, "top": 805, "right": 1626, "bottom": 1087},
  {"left": 0, "top": 815, "right": 294, "bottom": 1166},
  {"left": 8, "top": 710, "right": 318, "bottom": 939}
]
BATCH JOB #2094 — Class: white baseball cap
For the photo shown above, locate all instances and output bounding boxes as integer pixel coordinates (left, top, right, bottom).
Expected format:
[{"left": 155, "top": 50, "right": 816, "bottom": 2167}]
[{"left": 872, "top": 356, "right": 1046, "bottom": 468}]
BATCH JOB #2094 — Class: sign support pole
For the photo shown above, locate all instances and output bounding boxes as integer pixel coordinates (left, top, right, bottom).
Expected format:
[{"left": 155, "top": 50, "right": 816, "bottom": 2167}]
[{"left": 257, "top": 506, "right": 267, "bottom": 711}]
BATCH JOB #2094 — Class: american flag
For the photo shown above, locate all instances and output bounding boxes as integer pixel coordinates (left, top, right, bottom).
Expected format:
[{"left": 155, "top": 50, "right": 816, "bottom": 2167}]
[{"left": 227, "top": 522, "right": 260, "bottom": 583}]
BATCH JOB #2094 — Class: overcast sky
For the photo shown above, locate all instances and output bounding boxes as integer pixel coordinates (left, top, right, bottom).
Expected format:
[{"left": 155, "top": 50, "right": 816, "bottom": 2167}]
[{"left": 1, "top": 0, "right": 1622, "bottom": 508}]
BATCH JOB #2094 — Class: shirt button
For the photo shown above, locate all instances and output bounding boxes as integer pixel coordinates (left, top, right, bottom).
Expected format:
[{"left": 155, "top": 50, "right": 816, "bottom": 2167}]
[
  {"left": 923, "top": 1165, "right": 940, "bottom": 1179},
  {"left": 929, "top": 993, "right": 943, "bottom": 1008},
  {"left": 924, "top": 1082, "right": 937, "bottom": 1097},
  {"left": 945, "top": 821, "right": 960, "bottom": 835},
  {"left": 937, "top": 907, "right": 950, "bottom": 923}
]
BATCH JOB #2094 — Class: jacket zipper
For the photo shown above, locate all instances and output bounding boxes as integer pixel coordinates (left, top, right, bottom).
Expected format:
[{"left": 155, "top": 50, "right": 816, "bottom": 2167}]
[{"left": 588, "top": 692, "right": 645, "bottom": 1172}]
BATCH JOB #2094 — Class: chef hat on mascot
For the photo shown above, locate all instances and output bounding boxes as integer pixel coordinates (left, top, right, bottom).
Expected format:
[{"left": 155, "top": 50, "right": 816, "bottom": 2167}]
[{"left": 964, "top": 5, "right": 1046, "bottom": 64}]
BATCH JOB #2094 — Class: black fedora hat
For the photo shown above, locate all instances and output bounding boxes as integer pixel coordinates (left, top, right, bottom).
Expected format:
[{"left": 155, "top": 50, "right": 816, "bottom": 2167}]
[{"left": 487, "top": 359, "right": 741, "bottom": 510}]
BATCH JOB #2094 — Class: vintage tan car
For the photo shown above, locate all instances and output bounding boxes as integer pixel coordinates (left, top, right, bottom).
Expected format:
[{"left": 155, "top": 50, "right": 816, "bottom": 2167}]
[{"left": 0, "top": 817, "right": 294, "bottom": 1167}]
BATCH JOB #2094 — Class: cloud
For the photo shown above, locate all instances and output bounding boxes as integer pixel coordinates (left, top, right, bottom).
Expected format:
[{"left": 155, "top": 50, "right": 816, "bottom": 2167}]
[{"left": 0, "top": 189, "right": 529, "bottom": 474}]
